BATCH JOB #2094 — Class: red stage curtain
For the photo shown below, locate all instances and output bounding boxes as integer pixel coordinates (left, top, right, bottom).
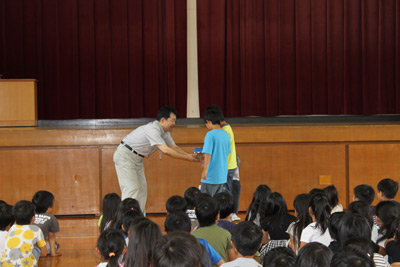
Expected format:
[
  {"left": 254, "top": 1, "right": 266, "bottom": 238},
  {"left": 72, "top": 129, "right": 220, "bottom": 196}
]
[
  {"left": 197, "top": 0, "right": 400, "bottom": 116},
  {"left": 0, "top": 0, "right": 187, "bottom": 119}
]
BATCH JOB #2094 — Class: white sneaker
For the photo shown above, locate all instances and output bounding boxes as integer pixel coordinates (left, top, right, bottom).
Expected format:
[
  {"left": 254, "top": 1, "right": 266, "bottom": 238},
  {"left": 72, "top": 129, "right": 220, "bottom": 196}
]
[{"left": 231, "top": 213, "right": 241, "bottom": 222}]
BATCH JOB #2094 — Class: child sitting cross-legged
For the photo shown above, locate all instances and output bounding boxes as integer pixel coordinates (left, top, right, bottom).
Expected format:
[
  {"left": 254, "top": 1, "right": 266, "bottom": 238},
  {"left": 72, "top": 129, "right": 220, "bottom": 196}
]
[
  {"left": 1, "top": 200, "right": 47, "bottom": 267},
  {"left": 221, "top": 221, "right": 263, "bottom": 267}
]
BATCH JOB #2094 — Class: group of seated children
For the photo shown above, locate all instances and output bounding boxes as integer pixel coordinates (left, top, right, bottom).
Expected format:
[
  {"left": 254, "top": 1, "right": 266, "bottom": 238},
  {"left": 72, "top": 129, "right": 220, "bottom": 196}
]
[
  {"left": 0, "top": 191, "right": 60, "bottom": 267},
  {"left": 2, "top": 177, "right": 400, "bottom": 267}
]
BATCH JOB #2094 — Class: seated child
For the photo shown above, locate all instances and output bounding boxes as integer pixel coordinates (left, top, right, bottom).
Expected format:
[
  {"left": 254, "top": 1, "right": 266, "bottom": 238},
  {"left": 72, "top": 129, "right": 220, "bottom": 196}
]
[
  {"left": 214, "top": 192, "right": 236, "bottom": 234},
  {"left": 295, "top": 242, "right": 333, "bottom": 267},
  {"left": 0, "top": 203, "right": 14, "bottom": 255},
  {"left": 96, "top": 228, "right": 126, "bottom": 267},
  {"left": 221, "top": 221, "right": 263, "bottom": 267},
  {"left": 262, "top": 247, "right": 296, "bottom": 267},
  {"left": 1, "top": 200, "right": 47, "bottom": 266},
  {"left": 98, "top": 193, "right": 121, "bottom": 233},
  {"left": 152, "top": 232, "right": 203, "bottom": 267},
  {"left": 192, "top": 198, "right": 235, "bottom": 263},
  {"left": 32, "top": 190, "right": 60, "bottom": 256},
  {"left": 184, "top": 187, "right": 200, "bottom": 229},
  {"left": 164, "top": 211, "right": 224, "bottom": 266}
]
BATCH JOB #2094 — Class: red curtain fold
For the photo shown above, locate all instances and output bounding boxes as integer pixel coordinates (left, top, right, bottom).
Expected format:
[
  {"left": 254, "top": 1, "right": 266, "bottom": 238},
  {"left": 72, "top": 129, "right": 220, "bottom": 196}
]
[
  {"left": 197, "top": 0, "right": 400, "bottom": 116},
  {"left": 0, "top": 0, "right": 187, "bottom": 119}
]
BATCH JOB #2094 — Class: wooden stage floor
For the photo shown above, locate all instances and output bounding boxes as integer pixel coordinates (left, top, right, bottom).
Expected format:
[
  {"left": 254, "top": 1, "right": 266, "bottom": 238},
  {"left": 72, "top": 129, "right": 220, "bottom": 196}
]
[{"left": 37, "top": 214, "right": 245, "bottom": 267}]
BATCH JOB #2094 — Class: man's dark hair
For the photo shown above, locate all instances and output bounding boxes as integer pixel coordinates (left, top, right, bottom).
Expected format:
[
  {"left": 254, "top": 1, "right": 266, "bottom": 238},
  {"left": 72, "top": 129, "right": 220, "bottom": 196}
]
[
  {"left": 231, "top": 221, "right": 263, "bottom": 256},
  {"left": 353, "top": 184, "right": 375, "bottom": 205},
  {"left": 157, "top": 106, "right": 178, "bottom": 121},
  {"left": 203, "top": 105, "right": 223, "bottom": 125},
  {"left": 12, "top": 200, "right": 35, "bottom": 225},
  {"left": 184, "top": 187, "right": 200, "bottom": 209},
  {"left": 214, "top": 192, "right": 234, "bottom": 219},
  {"left": 164, "top": 211, "right": 191, "bottom": 233},
  {"left": 152, "top": 232, "right": 202, "bottom": 267},
  {"left": 263, "top": 247, "right": 296, "bottom": 267},
  {"left": 195, "top": 198, "right": 219, "bottom": 227},
  {"left": 377, "top": 178, "right": 399, "bottom": 199},
  {"left": 166, "top": 195, "right": 187, "bottom": 213},
  {"left": 32, "top": 190, "right": 54, "bottom": 213},
  {"left": 0, "top": 204, "right": 14, "bottom": 230}
]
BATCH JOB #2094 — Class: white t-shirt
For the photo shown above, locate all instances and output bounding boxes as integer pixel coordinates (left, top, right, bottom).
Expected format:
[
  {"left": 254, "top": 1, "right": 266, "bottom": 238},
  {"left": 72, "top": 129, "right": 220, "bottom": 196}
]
[
  {"left": 300, "top": 222, "right": 332, "bottom": 246},
  {"left": 221, "top": 257, "right": 262, "bottom": 267},
  {"left": 0, "top": 230, "right": 7, "bottom": 255}
]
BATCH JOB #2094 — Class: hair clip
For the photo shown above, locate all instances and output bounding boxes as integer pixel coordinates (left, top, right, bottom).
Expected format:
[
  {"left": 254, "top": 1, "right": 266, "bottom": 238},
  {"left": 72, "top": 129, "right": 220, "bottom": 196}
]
[
  {"left": 131, "top": 207, "right": 134, "bottom": 210},
  {"left": 109, "top": 252, "right": 115, "bottom": 257}
]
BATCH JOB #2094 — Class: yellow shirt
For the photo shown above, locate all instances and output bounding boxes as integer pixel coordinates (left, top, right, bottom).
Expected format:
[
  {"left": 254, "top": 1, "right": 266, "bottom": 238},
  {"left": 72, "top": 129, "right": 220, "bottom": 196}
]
[{"left": 222, "top": 124, "right": 237, "bottom": 170}]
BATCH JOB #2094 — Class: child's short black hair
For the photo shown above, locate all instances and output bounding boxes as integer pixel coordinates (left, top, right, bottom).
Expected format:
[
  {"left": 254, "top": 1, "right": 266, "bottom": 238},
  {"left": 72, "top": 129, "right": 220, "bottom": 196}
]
[
  {"left": 194, "top": 192, "right": 212, "bottom": 207},
  {"left": 331, "top": 248, "right": 374, "bottom": 267},
  {"left": 152, "top": 232, "right": 202, "bottom": 267},
  {"left": 184, "top": 187, "right": 200, "bottom": 209},
  {"left": 377, "top": 178, "right": 399, "bottom": 199},
  {"left": 353, "top": 184, "right": 375, "bottom": 205},
  {"left": 262, "top": 247, "right": 296, "bottom": 267},
  {"left": 157, "top": 106, "right": 178, "bottom": 121},
  {"left": 214, "top": 192, "right": 234, "bottom": 219},
  {"left": 0, "top": 200, "right": 6, "bottom": 205},
  {"left": 203, "top": 105, "right": 224, "bottom": 125},
  {"left": 231, "top": 221, "right": 263, "bottom": 256},
  {"left": 166, "top": 195, "right": 187, "bottom": 213},
  {"left": 295, "top": 242, "right": 333, "bottom": 267},
  {"left": 12, "top": 200, "right": 35, "bottom": 225},
  {"left": 0, "top": 204, "right": 14, "bottom": 230},
  {"left": 32, "top": 190, "right": 54, "bottom": 213},
  {"left": 164, "top": 211, "right": 191, "bottom": 233},
  {"left": 195, "top": 198, "right": 219, "bottom": 227}
]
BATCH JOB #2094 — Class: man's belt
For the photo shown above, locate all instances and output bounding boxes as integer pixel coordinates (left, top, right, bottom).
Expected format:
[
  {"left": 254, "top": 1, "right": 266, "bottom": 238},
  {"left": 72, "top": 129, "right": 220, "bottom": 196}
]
[{"left": 121, "top": 141, "right": 144, "bottom": 157}]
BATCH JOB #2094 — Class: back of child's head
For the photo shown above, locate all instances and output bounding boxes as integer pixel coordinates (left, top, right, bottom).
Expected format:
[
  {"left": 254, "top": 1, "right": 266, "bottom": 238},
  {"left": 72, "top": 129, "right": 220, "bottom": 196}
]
[
  {"left": 0, "top": 200, "right": 6, "bottom": 205},
  {"left": 32, "top": 190, "right": 54, "bottom": 214},
  {"left": 245, "top": 184, "right": 271, "bottom": 222},
  {"left": 309, "top": 193, "right": 331, "bottom": 233},
  {"left": 375, "top": 200, "right": 400, "bottom": 243},
  {"left": 164, "top": 211, "right": 191, "bottom": 233},
  {"left": 122, "top": 209, "right": 144, "bottom": 234},
  {"left": 348, "top": 201, "right": 374, "bottom": 227},
  {"left": 12, "top": 200, "right": 35, "bottom": 225},
  {"left": 377, "top": 178, "right": 399, "bottom": 199},
  {"left": 195, "top": 192, "right": 212, "bottom": 207},
  {"left": 330, "top": 247, "right": 374, "bottom": 267},
  {"left": 152, "top": 231, "right": 202, "bottom": 267},
  {"left": 342, "top": 236, "right": 374, "bottom": 256},
  {"left": 195, "top": 198, "right": 219, "bottom": 227},
  {"left": 97, "top": 229, "right": 125, "bottom": 267},
  {"left": 263, "top": 192, "right": 288, "bottom": 227},
  {"left": 166, "top": 195, "right": 187, "bottom": 213},
  {"left": 184, "top": 187, "right": 200, "bottom": 209},
  {"left": 203, "top": 105, "right": 224, "bottom": 125},
  {"left": 353, "top": 184, "right": 375, "bottom": 205},
  {"left": 295, "top": 242, "right": 333, "bottom": 267},
  {"left": 323, "top": 185, "right": 339, "bottom": 208},
  {"left": 101, "top": 193, "right": 121, "bottom": 232},
  {"left": 232, "top": 221, "right": 263, "bottom": 256},
  {"left": 328, "top": 212, "right": 345, "bottom": 241},
  {"left": 213, "top": 192, "right": 234, "bottom": 219},
  {"left": 262, "top": 247, "right": 296, "bottom": 267},
  {"left": 0, "top": 203, "right": 14, "bottom": 230},
  {"left": 110, "top": 198, "right": 141, "bottom": 231},
  {"left": 335, "top": 212, "right": 371, "bottom": 246},
  {"left": 125, "top": 217, "right": 162, "bottom": 267},
  {"left": 292, "top": 193, "right": 312, "bottom": 250},
  {"left": 309, "top": 188, "right": 325, "bottom": 196}
]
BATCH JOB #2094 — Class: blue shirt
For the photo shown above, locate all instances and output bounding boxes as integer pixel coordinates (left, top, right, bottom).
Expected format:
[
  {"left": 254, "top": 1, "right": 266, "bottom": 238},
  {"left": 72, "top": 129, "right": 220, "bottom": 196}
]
[
  {"left": 197, "top": 238, "right": 223, "bottom": 265},
  {"left": 202, "top": 129, "right": 231, "bottom": 184}
]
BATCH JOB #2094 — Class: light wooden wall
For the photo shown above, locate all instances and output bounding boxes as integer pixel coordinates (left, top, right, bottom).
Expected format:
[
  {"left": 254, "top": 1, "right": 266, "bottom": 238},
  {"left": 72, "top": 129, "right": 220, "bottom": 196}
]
[{"left": 0, "top": 124, "right": 400, "bottom": 215}]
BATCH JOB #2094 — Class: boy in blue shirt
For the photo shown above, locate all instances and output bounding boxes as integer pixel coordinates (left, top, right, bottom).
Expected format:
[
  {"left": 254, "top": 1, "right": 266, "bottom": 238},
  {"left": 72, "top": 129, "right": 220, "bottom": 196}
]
[{"left": 201, "top": 106, "right": 231, "bottom": 197}]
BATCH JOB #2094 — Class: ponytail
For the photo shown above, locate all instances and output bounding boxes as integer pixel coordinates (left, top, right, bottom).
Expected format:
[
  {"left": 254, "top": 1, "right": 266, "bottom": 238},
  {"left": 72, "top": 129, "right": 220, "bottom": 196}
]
[
  {"left": 309, "top": 193, "right": 331, "bottom": 233},
  {"left": 97, "top": 229, "right": 125, "bottom": 267}
]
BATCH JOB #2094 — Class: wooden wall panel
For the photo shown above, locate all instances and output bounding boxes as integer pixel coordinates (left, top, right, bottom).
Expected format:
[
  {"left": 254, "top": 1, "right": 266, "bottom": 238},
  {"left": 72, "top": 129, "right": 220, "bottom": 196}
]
[
  {"left": 237, "top": 144, "right": 347, "bottom": 211},
  {"left": 349, "top": 144, "right": 400, "bottom": 205},
  {"left": 0, "top": 148, "right": 100, "bottom": 215}
]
